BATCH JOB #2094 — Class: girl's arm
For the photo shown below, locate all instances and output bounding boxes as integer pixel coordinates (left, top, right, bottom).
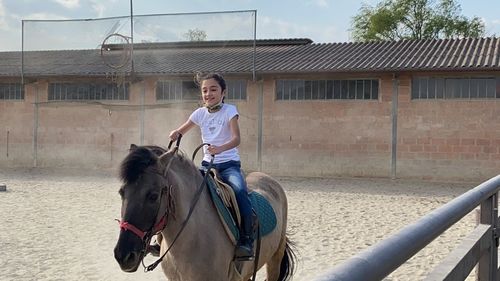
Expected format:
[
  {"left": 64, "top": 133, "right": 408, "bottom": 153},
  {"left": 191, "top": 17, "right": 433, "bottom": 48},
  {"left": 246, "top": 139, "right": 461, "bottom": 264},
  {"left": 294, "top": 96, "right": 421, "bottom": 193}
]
[
  {"left": 207, "top": 115, "right": 240, "bottom": 155},
  {"left": 169, "top": 119, "right": 196, "bottom": 141}
]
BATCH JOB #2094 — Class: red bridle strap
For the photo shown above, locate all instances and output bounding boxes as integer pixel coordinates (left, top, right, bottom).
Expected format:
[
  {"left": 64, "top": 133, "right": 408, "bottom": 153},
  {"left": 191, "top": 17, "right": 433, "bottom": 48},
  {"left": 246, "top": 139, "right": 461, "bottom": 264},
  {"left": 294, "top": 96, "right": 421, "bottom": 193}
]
[
  {"left": 153, "top": 216, "right": 167, "bottom": 233},
  {"left": 119, "top": 221, "right": 147, "bottom": 240},
  {"left": 118, "top": 214, "right": 168, "bottom": 241}
]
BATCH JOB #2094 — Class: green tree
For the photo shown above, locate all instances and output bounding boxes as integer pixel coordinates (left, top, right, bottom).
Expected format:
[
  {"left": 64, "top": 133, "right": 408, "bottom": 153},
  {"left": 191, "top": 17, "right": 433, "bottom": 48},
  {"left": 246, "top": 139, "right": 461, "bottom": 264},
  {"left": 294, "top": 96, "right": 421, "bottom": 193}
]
[
  {"left": 183, "top": 28, "right": 207, "bottom": 41},
  {"left": 350, "top": 0, "right": 485, "bottom": 41}
]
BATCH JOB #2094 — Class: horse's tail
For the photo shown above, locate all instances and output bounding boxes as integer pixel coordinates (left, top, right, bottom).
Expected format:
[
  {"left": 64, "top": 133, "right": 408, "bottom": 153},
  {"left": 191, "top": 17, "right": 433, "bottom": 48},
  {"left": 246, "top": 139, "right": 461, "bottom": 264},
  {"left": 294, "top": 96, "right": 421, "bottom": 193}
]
[{"left": 277, "top": 236, "right": 298, "bottom": 281}]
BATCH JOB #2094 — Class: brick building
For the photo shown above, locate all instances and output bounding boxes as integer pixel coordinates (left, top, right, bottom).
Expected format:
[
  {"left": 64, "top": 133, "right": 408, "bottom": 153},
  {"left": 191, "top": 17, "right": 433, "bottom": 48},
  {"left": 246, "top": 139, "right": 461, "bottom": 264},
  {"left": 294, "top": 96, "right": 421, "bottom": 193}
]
[{"left": 0, "top": 37, "right": 499, "bottom": 182}]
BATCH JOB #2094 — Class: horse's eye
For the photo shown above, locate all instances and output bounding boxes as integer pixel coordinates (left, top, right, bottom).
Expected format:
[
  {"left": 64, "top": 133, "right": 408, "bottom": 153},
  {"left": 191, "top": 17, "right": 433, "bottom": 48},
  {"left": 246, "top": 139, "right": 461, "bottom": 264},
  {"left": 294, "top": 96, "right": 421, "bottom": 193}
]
[{"left": 148, "top": 193, "right": 159, "bottom": 202}]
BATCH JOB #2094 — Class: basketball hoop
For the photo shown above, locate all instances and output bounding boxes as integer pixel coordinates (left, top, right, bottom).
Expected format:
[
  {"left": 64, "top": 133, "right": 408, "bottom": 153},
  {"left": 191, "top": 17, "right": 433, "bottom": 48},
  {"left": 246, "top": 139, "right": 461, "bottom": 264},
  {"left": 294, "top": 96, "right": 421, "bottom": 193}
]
[
  {"left": 100, "top": 33, "right": 132, "bottom": 70},
  {"left": 105, "top": 71, "right": 127, "bottom": 86}
]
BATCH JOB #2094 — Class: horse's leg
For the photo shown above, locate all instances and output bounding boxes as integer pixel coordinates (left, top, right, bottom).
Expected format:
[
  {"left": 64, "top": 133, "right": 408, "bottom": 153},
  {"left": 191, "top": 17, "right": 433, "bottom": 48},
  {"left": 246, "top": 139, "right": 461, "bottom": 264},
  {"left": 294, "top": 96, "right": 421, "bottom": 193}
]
[{"left": 265, "top": 235, "right": 287, "bottom": 281}]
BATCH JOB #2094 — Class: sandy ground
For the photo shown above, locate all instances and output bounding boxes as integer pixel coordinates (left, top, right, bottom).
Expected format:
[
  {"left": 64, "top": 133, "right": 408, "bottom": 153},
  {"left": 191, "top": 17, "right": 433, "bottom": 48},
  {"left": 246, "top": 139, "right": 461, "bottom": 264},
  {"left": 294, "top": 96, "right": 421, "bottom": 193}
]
[{"left": 0, "top": 168, "right": 479, "bottom": 281}]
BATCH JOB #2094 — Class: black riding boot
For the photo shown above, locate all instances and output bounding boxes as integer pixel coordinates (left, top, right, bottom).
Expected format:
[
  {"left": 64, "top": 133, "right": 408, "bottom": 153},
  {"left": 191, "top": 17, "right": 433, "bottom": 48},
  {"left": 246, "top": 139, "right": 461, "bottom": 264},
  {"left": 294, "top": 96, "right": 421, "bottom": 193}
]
[{"left": 235, "top": 214, "right": 254, "bottom": 260}]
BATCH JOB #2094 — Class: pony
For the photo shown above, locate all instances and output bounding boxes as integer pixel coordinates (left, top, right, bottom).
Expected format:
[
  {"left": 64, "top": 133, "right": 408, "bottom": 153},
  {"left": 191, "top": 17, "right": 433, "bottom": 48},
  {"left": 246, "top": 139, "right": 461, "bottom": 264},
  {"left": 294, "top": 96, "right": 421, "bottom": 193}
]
[{"left": 114, "top": 144, "right": 296, "bottom": 281}]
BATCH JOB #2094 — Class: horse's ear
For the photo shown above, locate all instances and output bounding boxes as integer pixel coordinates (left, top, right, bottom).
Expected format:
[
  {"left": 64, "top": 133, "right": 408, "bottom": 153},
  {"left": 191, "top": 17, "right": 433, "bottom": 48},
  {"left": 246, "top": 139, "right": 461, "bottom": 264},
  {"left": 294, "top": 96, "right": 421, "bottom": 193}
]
[{"left": 129, "top": 144, "right": 138, "bottom": 151}]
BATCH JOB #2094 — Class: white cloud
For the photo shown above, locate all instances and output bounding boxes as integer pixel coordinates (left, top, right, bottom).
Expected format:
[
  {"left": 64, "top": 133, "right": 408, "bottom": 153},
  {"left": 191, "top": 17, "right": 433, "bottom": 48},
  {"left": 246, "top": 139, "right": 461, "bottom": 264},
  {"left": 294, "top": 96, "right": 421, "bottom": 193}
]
[
  {"left": 52, "top": 0, "right": 80, "bottom": 9},
  {"left": 480, "top": 17, "right": 500, "bottom": 37},
  {"left": 260, "top": 16, "right": 309, "bottom": 38},
  {"left": 90, "top": 1, "right": 106, "bottom": 18},
  {"left": 89, "top": 0, "right": 123, "bottom": 18},
  {"left": 309, "top": 0, "right": 329, "bottom": 8},
  {"left": 21, "top": 12, "right": 69, "bottom": 21},
  {"left": 259, "top": 16, "right": 345, "bottom": 42},
  {"left": 0, "top": 0, "right": 21, "bottom": 50},
  {"left": 0, "top": 0, "right": 8, "bottom": 30}
]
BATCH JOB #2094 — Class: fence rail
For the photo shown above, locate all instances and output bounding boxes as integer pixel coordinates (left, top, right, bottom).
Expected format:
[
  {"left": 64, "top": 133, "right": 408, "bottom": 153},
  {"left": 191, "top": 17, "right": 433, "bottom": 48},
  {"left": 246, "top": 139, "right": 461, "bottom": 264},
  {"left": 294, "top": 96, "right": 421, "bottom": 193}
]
[{"left": 313, "top": 175, "right": 500, "bottom": 281}]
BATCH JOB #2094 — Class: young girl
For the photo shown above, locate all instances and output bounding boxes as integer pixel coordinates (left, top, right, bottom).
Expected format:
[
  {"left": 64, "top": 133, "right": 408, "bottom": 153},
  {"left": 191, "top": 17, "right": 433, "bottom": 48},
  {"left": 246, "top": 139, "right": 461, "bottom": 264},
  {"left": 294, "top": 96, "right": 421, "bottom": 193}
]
[{"left": 169, "top": 73, "right": 254, "bottom": 260}]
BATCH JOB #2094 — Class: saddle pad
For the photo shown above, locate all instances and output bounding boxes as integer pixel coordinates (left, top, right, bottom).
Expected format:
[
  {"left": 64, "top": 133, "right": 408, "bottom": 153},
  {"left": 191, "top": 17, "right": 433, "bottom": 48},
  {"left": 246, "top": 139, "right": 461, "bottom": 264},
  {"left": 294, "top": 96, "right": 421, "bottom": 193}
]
[
  {"left": 206, "top": 176, "right": 277, "bottom": 243},
  {"left": 249, "top": 192, "right": 277, "bottom": 237}
]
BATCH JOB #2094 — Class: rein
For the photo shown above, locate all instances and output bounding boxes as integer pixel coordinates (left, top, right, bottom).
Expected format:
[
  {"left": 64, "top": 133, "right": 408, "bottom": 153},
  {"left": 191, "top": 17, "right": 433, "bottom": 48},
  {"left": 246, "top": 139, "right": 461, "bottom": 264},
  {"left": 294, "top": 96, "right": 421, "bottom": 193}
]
[
  {"left": 144, "top": 139, "right": 215, "bottom": 272},
  {"left": 120, "top": 140, "right": 260, "bottom": 278}
]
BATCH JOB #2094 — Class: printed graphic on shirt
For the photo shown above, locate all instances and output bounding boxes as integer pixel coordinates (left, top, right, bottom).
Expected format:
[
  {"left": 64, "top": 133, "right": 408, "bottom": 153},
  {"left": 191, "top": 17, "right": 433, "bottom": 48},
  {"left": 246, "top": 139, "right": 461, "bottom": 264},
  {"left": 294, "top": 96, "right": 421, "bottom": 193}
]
[{"left": 206, "top": 118, "right": 225, "bottom": 136}]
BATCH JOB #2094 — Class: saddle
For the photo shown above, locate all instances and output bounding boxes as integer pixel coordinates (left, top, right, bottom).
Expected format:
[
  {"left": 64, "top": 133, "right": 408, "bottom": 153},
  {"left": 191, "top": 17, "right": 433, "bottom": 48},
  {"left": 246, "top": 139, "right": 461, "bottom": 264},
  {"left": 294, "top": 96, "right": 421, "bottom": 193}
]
[{"left": 204, "top": 170, "right": 277, "bottom": 245}]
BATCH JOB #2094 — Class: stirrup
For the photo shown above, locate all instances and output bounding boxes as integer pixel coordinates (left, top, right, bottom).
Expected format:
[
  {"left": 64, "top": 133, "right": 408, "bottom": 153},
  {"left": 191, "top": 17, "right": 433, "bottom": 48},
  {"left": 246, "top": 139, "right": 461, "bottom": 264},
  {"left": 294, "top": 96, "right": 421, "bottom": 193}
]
[
  {"left": 234, "top": 254, "right": 254, "bottom": 261},
  {"left": 234, "top": 245, "right": 254, "bottom": 261}
]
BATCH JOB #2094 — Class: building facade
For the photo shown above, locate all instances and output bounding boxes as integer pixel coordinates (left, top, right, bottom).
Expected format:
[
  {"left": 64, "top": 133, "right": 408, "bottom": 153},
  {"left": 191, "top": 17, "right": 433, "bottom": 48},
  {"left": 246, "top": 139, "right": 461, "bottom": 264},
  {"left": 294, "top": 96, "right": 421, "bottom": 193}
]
[{"left": 1, "top": 38, "right": 499, "bottom": 182}]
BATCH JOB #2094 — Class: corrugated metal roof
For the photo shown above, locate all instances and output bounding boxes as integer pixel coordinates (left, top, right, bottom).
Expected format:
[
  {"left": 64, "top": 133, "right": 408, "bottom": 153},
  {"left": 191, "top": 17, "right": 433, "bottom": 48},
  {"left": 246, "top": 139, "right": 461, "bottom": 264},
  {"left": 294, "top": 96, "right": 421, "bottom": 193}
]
[{"left": 1, "top": 37, "right": 499, "bottom": 77}]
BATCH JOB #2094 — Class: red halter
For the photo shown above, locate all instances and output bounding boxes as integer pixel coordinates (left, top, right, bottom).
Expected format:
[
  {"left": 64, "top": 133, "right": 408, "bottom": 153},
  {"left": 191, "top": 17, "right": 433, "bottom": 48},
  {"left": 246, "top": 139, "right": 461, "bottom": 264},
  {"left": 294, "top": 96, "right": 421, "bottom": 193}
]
[
  {"left": 118, "top": 183, "right": 172, "bottom": 242},
  {"left": 118, "top": 215, "right": 167, "bottom": 241}
]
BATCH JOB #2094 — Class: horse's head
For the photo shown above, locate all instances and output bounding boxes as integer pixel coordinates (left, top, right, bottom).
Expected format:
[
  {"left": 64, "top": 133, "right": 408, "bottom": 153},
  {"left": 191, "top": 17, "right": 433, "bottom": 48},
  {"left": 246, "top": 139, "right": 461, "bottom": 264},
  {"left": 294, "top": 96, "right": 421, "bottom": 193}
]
[{"left": 113, "top": 144, "right": 172, "bottom": 272}]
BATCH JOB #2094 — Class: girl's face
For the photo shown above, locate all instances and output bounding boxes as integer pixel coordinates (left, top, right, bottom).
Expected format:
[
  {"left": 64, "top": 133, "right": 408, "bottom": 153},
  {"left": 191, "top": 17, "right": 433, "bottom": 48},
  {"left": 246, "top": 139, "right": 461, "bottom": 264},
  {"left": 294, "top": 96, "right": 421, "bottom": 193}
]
[{"left": 201, "top": 78, "right": 225, "bottom": 107}]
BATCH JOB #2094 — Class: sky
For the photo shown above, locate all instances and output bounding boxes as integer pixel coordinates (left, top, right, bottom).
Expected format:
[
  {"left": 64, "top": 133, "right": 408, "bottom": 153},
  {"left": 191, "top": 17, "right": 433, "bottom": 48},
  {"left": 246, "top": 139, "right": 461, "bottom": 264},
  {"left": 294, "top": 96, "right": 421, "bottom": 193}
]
[{"left": 1, "top": 0, "right": 500, "bottom": 51}]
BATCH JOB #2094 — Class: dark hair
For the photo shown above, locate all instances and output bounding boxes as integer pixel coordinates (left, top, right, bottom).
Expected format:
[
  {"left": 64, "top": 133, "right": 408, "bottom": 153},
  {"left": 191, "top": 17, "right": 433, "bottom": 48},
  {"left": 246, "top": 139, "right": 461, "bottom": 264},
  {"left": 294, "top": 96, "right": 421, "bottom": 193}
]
[{"left": 195, "top": 72, "right": 226, "bottom": 92}]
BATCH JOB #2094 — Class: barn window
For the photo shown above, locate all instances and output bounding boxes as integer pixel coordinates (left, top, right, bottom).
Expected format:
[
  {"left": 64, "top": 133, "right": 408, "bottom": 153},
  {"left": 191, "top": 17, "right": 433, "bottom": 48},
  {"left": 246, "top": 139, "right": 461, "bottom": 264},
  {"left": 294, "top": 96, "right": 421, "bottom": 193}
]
[
  {"left": 0, "top": 83, "right": 24, "bottom": 100},
  {"left": 48, "top": 82, "right": 129, "bottom": 100},
  {"left": 412, "top": 77, "right": 500, "bottom": 99},
  {"left": 276, "top": 79, "right": 379, "bottom": 100},
  {"left": 226, "top": 80, "right": 247, "bottom": 100},
  {"left": 156, "top": 80, "right": 247, "bottom": 101}
]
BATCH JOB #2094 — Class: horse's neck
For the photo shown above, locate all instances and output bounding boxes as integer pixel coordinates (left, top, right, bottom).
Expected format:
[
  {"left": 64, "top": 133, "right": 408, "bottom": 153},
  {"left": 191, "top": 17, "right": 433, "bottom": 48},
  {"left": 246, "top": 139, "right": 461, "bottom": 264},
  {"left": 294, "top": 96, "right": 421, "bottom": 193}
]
[
  {"left": 165, "top": 165, "right": 208, "bottom": 230},
  {"left": 159, "top": 165, "right": 243, "bottom": 280},
  {"left": 173, "top": 167, "right": 204, "bottom": 213},
  {"left": 162, "top": 166, "right": 225, "bottom": 247}
]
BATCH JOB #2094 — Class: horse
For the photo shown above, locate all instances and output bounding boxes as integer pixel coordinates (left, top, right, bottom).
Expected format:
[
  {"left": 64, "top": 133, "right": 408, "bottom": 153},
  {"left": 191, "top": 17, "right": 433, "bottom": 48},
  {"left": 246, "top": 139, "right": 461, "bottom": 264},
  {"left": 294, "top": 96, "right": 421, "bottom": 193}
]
[{"left": 113, "top": 144, "right": 296, "bottom": 281}]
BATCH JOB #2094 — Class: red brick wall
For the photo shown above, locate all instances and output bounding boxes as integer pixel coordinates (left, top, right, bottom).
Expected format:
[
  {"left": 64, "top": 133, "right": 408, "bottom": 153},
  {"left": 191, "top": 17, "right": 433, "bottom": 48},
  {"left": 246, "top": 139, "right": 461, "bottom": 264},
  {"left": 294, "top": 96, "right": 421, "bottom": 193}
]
[
  {"left": 396, "top": 74, "right": 500, "bottom": 181},
  {"left": 0, "top": 81, "right": 35, "bottom": 166},
  {"left": 0, "top": 73, "right": 499, "bottom": 182},
  {"left": 257, "top": 74, "right": 392, "bottom": 178}
]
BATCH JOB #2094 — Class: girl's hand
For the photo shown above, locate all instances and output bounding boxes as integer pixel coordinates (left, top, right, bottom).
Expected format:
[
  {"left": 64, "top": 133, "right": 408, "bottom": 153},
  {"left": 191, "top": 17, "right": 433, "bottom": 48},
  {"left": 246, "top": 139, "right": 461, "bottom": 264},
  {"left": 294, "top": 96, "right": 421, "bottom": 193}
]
[
  {"left": 207, "top": 145, "right": 221, "bottom": 155},
  {"left": 169, "top": 130, "right": 180, "bottom": 141}
]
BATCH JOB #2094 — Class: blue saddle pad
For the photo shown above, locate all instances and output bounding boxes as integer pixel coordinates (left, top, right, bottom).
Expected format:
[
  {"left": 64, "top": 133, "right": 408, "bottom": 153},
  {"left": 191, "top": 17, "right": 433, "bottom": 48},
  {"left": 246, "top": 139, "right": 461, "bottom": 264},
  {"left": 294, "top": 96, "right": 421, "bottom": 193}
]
[{"left": 206, "top": 176, "right": 277, "bottom": 241}]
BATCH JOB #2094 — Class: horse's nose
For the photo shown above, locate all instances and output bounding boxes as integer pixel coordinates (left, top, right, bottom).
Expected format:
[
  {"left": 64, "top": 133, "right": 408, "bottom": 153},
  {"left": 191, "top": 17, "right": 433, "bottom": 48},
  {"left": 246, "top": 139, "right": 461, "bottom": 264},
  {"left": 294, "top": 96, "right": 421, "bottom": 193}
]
[
  {"left": 114, "top": 245, "right": 139, "bottom": 272},
  {"left": 114, "top": 245, "right": 124, "bottom": 262}
]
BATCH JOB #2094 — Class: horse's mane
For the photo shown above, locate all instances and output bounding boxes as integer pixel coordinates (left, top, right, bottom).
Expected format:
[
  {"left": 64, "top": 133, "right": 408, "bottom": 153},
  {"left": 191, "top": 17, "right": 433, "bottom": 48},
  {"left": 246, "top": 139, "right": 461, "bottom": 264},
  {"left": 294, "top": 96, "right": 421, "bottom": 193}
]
[
  {"left": 119, "top": 145, "right": 197, "bottom": 184},
  {"left": 119, "top": 145, "right": 166, "bottom": 184}
]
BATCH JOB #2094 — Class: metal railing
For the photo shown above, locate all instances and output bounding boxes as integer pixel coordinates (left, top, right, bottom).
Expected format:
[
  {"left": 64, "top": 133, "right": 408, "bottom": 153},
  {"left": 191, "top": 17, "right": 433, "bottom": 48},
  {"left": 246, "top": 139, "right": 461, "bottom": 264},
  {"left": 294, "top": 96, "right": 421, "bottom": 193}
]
[{"left": 313, "top": 175, "right": 500, "bottom": 281}]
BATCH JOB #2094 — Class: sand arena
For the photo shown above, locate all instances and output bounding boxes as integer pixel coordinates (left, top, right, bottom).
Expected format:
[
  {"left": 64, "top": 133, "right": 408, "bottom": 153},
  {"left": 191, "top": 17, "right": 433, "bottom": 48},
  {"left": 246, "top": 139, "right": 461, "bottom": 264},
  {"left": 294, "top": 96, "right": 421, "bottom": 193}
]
[{"left": 0, "top": 168, "right": 477, "bottom": 281}]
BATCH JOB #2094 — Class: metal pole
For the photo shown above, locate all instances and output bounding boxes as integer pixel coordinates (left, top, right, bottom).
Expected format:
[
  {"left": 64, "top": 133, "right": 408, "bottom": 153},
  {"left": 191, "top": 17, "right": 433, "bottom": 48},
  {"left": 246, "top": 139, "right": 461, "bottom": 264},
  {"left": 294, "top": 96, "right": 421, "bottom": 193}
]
[
  {"left": 140, "top": 83, "right": 145, "bottom": 145},
  {"left": 21, "top": 20, "right": 24, "bottom": 85},
  {"left": 257, "top": 79, "right": 264, "bottom": 172},
  {"left": 252, "top": 10, "right": 257, "bottom": 82},
  {"left": 33, "top": 83, "right": 39, "bottom": 167},
  {"left": 313, "top": 175, "right": 500, "bottom": 281},
  {"left": 478, "top": 192, "right": 498, "bottom": 280},
  {"left": 129, "top": 0, "right": 134, "bottom": 73},
  {"left": 391, "top": 74, "right": 399, "bottom": 179},
  {"left": 6, "top": 130, "right": 9, "bottom": 158}
]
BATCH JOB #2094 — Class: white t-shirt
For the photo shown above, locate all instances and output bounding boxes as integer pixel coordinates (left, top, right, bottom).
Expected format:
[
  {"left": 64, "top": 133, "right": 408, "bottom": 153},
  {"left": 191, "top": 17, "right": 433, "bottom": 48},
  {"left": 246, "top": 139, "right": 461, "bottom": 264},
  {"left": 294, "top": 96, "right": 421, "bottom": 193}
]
[{"left": 189, "top": 103, "right": 241, "bottom": 163}]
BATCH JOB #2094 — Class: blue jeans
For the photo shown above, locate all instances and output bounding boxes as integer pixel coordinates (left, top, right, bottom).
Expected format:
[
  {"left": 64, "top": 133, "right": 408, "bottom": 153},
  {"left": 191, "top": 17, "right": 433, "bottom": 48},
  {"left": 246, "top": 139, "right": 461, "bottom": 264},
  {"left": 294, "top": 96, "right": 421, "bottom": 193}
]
[{"left": 201, "top": 160, "right": 253, "bottom": 221}]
